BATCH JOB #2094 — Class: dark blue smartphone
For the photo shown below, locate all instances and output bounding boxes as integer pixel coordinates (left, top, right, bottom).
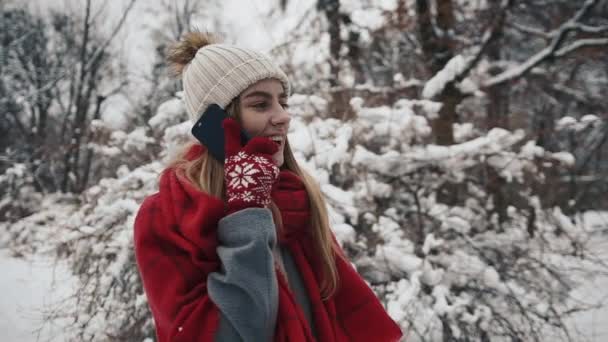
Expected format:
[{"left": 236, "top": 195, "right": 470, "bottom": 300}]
[{"left": 191, "top": 104, "right": 251, "bottom": 163}]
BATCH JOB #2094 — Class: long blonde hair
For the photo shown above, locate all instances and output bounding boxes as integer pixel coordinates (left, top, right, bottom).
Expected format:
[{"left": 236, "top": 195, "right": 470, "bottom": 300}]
[{"left": 166, "top": 32, "right": 342, "bottom": 299}]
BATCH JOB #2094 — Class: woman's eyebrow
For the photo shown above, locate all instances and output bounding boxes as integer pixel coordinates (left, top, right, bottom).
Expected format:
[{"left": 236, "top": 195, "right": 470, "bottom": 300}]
[{"left": 242, "top": 91, "right": 287, "bottom": 100}]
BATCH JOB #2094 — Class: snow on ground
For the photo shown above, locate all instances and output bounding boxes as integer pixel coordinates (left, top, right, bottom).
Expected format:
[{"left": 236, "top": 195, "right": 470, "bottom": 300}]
[
  {"left": 0, "top": 250, "right": 76, "bottom": 342},
  {"left": 566, "top": 211, "right": 608, "bottom": 342},
  {"left": 568, "top": 259, "right": 608, "bottom": 342}
]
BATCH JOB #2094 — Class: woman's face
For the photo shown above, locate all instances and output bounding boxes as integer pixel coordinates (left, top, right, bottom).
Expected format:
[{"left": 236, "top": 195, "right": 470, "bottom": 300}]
[{"left": 238, "top": 78, "right": 291, "bottom": 167}]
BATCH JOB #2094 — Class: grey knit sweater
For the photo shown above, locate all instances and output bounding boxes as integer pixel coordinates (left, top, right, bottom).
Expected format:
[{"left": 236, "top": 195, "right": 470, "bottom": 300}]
[{"left": 207, "top": 208, "right": 317, "bottom": 341}]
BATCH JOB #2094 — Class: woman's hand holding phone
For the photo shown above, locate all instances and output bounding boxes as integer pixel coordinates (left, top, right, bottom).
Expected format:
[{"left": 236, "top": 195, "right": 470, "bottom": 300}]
[{"left": 223, "top": 118, "right": 280, "bottom": 215}]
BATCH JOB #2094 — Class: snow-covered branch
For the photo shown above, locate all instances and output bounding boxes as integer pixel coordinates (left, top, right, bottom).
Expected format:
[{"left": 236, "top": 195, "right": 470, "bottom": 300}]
[
  {"left": 555, "top": 38, "right": 608, "bottom": 57},
  {"left": 509, "top": 22, "right": 551, "bottom": 39},
  {"left": 572, "top": 23, "right": 608, "bottom": 34},
  {"left": 422, "top": 0, "right": 513, "bottom": 99},
  {"left": 422, "top": 54, "right": 473, "bottom": 99},
  {"left": 454, "top": 0, "right": 513, "bottom": 79},
  {"left": 482, "top": 44, "right": 553, "bottom": 88},
  {"left": 83, "top": 0, "right": 137, "bottom": 73},
  {"left": 570, "top": 0, "right": 600, "bottom": 23},
  {"left": 482, "top": 0, "right": 606, "bottom": 88}
]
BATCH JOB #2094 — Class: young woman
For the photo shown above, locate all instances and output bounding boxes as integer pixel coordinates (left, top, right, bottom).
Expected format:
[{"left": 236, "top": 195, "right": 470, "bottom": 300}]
[{"left": 133, "top": 31, "right": 403, "bottom": 342}]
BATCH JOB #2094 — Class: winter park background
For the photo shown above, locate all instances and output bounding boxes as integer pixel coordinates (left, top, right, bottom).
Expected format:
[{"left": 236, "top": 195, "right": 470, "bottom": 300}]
[{"left": 1, "top": 0, "right": 608, "bottom": 341}]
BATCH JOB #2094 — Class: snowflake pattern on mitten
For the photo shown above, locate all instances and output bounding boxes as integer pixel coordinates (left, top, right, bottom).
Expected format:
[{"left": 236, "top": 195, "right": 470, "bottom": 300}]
[{"left": 225, "top": 150, "right": 279, "bottom": 210}]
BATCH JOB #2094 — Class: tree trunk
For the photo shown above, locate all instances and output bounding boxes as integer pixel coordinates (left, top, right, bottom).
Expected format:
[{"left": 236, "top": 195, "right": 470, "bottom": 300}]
[
  {"left": 322, "top": 0, "right": 341, "bottom": 87},
  {"left": 432, "top": 83, "right": 461, "bottom": 145},
  {"left": 79, "top": 95, "right": 105, "bottom": 192},
  {"left": 416, "top": 0, "right": 460, "bottom": 144},
  {"left": 485, "top": 7, "right": 509, "bottom": 129},
  {"left": 319, "top": 0, "right": 354, "bottom": 119},
  {"left": 62, "top": 0, "right": 92, "bottom": 193}
]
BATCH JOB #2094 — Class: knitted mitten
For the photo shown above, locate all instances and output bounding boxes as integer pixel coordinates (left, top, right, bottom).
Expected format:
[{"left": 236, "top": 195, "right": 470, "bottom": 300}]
[{"left": 223, "top": 118, "right": 280, "bottom": 215}]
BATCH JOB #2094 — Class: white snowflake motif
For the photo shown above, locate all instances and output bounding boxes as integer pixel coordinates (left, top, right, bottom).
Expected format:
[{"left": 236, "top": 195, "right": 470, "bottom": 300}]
[
  {"left": 227, "top": 161, "right": 260, "bottom": 189},
  {"left": 230, "top": 151, "right": 247, "bottom": 163},
  {"left": 240, "top": 191, "right": 255, "bottom": 202},
  {"left": 253, "top": 155, "right": 270, "bottom": 164}
]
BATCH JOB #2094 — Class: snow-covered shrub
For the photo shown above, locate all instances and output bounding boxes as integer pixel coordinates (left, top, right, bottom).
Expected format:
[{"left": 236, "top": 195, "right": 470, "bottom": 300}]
[
  {"left": 46, "top": 160, "right": 162, "bottom": 341},
  {"left": 86, "top": 102, "right": 173, "bottom": 180},
  {"left": 289, "top": 99, "right": 596, "bottom": 342},
  {"left": 1, "top": 96, "right": 183, "bottom": 340},
  {"left": 0, "top": 163, "right": 42, "bottom": 225}
]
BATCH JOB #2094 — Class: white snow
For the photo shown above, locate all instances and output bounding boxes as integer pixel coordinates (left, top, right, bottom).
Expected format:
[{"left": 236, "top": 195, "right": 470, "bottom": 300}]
[
  {"left": 565, "top": 212, "right": 608, "bottom": 342},
  {"left": 453, "top": 122, "right": 475, "bottom": 142},
  {"left": 581, "top": 114, "right": 600, "bottom": 124},
  {"left": 423, "top": 55, "right": 471, "bottom": 99},
  {"left": 332, "top": 223, "right": 357, "bottom": 246},
  {"left": 551, "top": 151, "right": 576, "bottom": 166},
  {"left": 556, "top": 114, "right": 601, "bottom": 132},
  {"left": 0, "top": 251, "right": 76, "bottom": 342},
  {"left": 149, "top": 98, "right": 187, "bottom": 131},
  {"left": 422, "top": 234, "right": 444, "bottom": 255},
  {"left": 351, "top": 8, "right": 387, "bottom": 30},
  {"left": 123, "top": 127, "right": 155, "bottom": 153},
  {"left": 556, "top": 116, "right": 579, "bottom": 131},
  {"left": 376, "top": 245, "right": 423, "bottom": 275}
]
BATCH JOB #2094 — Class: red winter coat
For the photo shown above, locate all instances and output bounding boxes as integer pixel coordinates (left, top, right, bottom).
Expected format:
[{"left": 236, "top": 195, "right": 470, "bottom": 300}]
[{"left": 133, "top": 145, "right": 403, "bottom": 341}]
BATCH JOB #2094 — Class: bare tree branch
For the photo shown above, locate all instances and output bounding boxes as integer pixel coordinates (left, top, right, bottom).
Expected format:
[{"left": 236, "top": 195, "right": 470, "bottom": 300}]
[
  {"left": 509, "top": 22, "right": 551, "bottom": 39},
  {"left": 453, "top": 0, "right": 514, "bottom": 84},
  {"left": 0, "top": 0, "right": 137, "bottom": 108},
  {"left": 82, "top": 0, "right": 137, "bottom": 75}
]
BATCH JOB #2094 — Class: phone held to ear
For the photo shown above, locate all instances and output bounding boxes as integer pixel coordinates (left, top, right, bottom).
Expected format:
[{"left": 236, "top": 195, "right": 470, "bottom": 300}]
[{"left": 191, "top": 104, "right": 251, "bottom": 163}]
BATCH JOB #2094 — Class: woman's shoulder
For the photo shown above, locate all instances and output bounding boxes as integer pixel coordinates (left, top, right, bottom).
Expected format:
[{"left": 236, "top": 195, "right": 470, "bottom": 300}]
[
  {"left": 134, "top": 167, "right": 225, "bottom": 243},
  {"left": 136, "top": 192, "right": 161, "bottom": 216},
  {"left": 133, "top": 192, "right": 164, "bottom": 238}
]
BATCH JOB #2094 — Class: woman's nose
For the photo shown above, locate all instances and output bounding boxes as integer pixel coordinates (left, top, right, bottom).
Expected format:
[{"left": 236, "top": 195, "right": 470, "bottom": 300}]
[{"left": 272, "top": 105, "right": 291, "bottom": 126}]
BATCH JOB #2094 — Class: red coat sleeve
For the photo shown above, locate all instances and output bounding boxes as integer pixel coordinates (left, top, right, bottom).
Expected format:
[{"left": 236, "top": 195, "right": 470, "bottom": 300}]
[{"left": 133, "top": 192, "right": 223, "bottom": 342}]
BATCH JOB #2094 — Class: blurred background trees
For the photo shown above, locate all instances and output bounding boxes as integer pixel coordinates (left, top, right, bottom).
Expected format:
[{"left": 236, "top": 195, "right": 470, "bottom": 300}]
[
  {"left": 1, "top": 0, "right": 137, "bottom": 226},
  {"left": 288, "top": 0, "right": 608, "bottom": 211}
]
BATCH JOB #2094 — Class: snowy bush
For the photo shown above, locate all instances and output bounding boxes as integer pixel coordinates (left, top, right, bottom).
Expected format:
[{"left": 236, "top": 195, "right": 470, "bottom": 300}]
[
  {"left": 0, "top": 163, "right": 42, "bottom": 225},
  {"left": 0, "top": 95, "right": 178, "bottom": 340},
  {"left": 293, "top": 102, "right": 597, "bottom": 342}
]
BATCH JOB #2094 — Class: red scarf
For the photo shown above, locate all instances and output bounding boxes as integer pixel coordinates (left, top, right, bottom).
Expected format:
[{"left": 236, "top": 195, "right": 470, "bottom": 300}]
[{"left": 134, "top": 145, "right": 403, "bottom": 341}]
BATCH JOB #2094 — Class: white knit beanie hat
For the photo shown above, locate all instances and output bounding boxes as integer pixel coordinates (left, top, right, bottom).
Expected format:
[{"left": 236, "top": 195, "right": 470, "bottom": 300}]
[{"left": 182, "top": 44, "right": 291, "bottom": 123}]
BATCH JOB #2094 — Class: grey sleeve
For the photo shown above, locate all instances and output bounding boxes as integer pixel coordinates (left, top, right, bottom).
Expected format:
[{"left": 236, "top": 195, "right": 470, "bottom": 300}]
[{"left": 207, "top": 208, "right": 278, "bottom": 342}]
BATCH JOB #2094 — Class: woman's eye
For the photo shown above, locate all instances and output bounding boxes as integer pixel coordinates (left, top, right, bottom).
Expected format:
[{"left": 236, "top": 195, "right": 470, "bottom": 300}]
[{"left": 252, "top": 102, "right": 289, "bottom": 110}]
